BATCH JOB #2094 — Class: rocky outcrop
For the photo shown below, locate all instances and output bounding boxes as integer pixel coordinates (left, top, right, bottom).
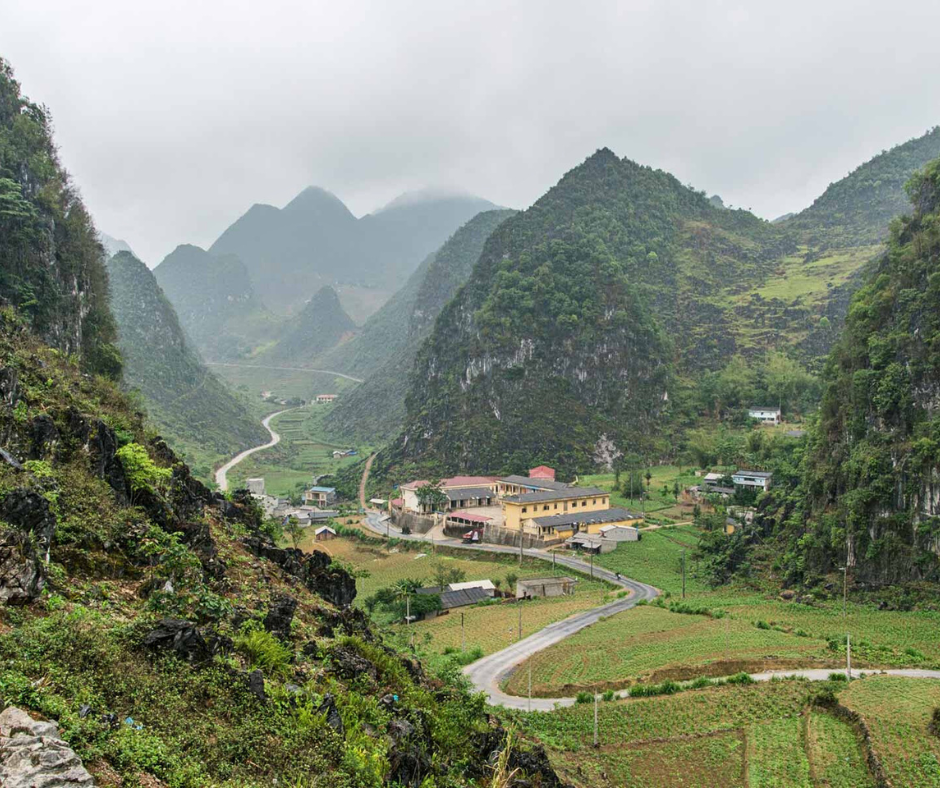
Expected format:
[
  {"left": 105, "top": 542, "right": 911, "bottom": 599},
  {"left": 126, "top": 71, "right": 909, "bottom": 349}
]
[
  {"left": 142, "top": 619, "right": 229, "bottom": 664},
  {"left": 0, "top": 706, "right": 95, "bottom": 786},
  {"left": 263, "top": 595, "right": 298, "bottom": 641},
  {"left": 243, "top": 537, "right": 356, "bottom": 608},
  {"left": 0, "top": 488, "right": 56, "bottom": 604}
]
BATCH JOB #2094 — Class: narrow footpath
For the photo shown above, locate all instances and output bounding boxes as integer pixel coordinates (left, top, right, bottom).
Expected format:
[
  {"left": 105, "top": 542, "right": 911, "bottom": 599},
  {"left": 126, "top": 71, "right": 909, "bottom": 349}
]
[{"left": 214, "top": 408, "right": 296, "bottom": 491}]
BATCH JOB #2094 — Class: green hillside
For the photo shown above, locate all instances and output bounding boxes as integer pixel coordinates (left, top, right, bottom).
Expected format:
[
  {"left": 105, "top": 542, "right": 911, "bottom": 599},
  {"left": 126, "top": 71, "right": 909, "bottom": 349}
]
[
  {"left": 782, "top": 156, "right": 940, "bottom": 587},
  {"left": 382, "top": 131, "right": 940, "bottom": 477},
  {"left": 257, "top": 285, "right": 356, "bottom": 366},
  {"left": 323, "top": 209, "right": 515, "bottom": 442},
  {"left": 153, "top": 243, "right": 280, "bottom": 362},
  {"left": 106, "top": 251, "right": 266, "bottom": 479}
]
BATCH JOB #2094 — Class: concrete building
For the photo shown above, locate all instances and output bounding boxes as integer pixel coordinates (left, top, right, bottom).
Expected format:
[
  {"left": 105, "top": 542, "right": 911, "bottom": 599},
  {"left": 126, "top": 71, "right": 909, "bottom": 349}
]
[
  {"left": 516, "top": 576, "right": 576, "bottom": 599},
  {"left": 501, "top": 487, "right": 610, "bottom": 532},
  {"left": 315, "top": 394, "right": 338, "bottom": 404},
  {"left": 399, "top": 476, "right": 497, "bottom": 514},
  {"left": 748, "top": 406, "right": 782, "bottom": 425},
  {"left": 447, "top": 580, "right": 497, "bottom": 597},
  {"left": 564, "top": 534, "right": 616, "bottom": 554},
  {"left": 496, "top": 474, "right": 569, "bottom": 498},
  {"left": 525, "top": 507, "right": 642, "bottom": 540},
  {"left": 732, "top": 470, "right": 773, "bottom": 491},
  {"left": 304, "top": 486, "right": 337, "bottom": 506},
  {"left": 598, "top": 524, "right": 640, "bottom": 542},
  {"left": 246, "top": 478, "right": 265, "bottom": 496}
]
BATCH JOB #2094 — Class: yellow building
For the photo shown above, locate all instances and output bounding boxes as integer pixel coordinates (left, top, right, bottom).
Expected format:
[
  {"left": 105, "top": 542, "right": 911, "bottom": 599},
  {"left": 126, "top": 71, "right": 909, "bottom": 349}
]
[
  {"left": 531, "top": 508, "right": 644, "bottom": 540},
  {"left": 501, "top": 487, "right": 611, "bottom": 532}
]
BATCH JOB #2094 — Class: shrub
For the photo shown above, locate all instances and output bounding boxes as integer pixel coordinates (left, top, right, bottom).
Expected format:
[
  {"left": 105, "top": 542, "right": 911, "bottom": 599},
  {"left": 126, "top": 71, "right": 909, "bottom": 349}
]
[
  {"left": 725, "top": 672, "right": 755, "bottom": 685},
  {"left": 602, "top": 689, "right": 615, "bottom": 702},
  {"left": 755, "top": 619, "right": 771, "bottom": 630},
  {"left": 828, "top": 672, "right": 849, "bottom": 682},
  {"left": 233, "top": 624, "right": 292, "bottom": 679},
  {"left": 575, "top": 691, "right": 593, "bottom": 704}
]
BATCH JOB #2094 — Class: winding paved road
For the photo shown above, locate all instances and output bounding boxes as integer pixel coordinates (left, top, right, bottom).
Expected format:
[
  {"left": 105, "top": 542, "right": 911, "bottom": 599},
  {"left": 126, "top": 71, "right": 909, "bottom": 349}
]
[
  {"left": 206, "top": 361, "right": 364, "bottom": 383},
  {"left": 360, "top": 510, "right": 940, "bottom": 710},
  {"left": 214, "top": 408, "right": 296, "bottom": 491}
]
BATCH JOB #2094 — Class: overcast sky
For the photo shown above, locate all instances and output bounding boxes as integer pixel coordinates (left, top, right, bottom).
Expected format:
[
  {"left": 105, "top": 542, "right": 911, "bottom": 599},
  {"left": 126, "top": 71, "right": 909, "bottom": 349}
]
[{"left": 3, "top": 1, "right": 939, "bottom": 265}]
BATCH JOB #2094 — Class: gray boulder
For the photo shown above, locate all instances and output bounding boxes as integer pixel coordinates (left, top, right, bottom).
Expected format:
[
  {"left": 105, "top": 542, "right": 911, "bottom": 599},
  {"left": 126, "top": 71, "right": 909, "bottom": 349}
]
[{"left": 0, "top": 706, "right": 95, "bottom": 786}]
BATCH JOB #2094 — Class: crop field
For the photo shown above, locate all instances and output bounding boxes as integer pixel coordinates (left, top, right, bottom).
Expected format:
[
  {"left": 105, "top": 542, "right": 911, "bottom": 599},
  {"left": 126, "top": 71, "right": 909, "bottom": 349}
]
[
  {"left": 806, "top": 709, "right": 876, "bottom": 787},
  {"left": 840, "top": 676, "right": 940, "bottom": 787},
  {"left": 746, "top": 716, "right": 811, "bottom": 787},
  {"left": 503, "top": 603, "right": 830, "bottom": 696},
  {"left": 513, "top": 678, "right": 911, "bottom": 788},
  {"left": 406, "top": 584, "right": 613, "bottom": 657}
]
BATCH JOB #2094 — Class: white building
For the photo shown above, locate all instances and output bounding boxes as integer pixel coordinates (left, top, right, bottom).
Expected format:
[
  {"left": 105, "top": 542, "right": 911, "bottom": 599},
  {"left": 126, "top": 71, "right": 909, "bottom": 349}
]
[
  {"left": 732, "top": 470, "right": 773, "bottom": 491},
  {"left": 598, "top": 524, "right": 640, "bottom": 542},
  {"left": 447, "top": 580, "right": 496, "bottom": 597},
  {"left": 748, "top": 406, "right": 781, "bottom": 425}
]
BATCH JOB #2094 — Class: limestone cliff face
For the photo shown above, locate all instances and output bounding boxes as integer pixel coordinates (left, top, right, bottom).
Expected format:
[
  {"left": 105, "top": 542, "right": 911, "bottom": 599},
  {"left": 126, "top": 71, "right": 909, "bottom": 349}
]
[{"left": 797, "top": 158, "right": 940, "bottom": 585}]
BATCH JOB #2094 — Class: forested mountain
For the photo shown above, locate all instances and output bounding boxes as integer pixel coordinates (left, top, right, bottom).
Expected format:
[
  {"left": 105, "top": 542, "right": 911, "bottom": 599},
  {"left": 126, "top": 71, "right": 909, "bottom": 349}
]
[
  {"left": 106, "top": 251, "right": 266, "bottom": 476},
  {"left": 0, "top": 58, "right": 120, "bottom": 378},
  {"left": 153, "top": 243, "right": 277, "bottom": 361},
  {"left": 381, "top": 132, "right": 940, "bottom": 477},
  {"left": 782, "top": 157, "right": 940, "bottom": 587},
  {"left": 257, "top": 285, "right": 356, "bottom": 365},
  {"left": 322, "top": 209, "right": 515, "bottom": 441},
  {"left": 208, "top": 186, "right": 497, "bottom": 313}
]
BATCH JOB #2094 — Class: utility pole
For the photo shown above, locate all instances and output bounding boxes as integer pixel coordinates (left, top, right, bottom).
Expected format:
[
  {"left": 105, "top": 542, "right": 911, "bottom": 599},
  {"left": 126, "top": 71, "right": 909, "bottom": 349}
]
[
  {"left": 519, "top": 531, "right": 523, "bottom": 566},
  {"left": 406, "top": 595, "right": 410, "bottom": 625},
  {"left": 552, "top": 550, "right": 556, "bottom": 576},
  {"left": 461, "top": 612, "right": 465, "bottom": 652},
  {"left": 682, "top": 549, "right": 687, "bottom": 600},
  {"left": 593, "top": 688, "right": 599, "bottom": 748},
  {"left": 843, "top": 566, "right": 848, "bottom": 619},
  {"left": 528, "top": 662, "right": 532, "bottom": 713},
  {"left": 518, "top": 604, "right": 522, "bottom": 641},
  {"left": 590, "top": 551, "right": 594, "bottom": 579},
  {"left": 846, "top": 633, "right": 852, "bottom": 680}
]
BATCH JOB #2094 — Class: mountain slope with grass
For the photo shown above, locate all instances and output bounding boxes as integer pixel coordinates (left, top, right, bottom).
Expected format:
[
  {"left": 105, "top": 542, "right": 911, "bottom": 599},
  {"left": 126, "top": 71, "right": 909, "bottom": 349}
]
[
  {"left": 323, "top": 209, "right": 515, "bottom": 441},
  {"left": 209, "top": 186, "right": 498, "bottom": 314},
  {"left": 153, "top": 243, "right": 279, "bottom": 362},
  {"left": 256, "top": 285, "right": 356, "bottom": 366},
  {"left": 106, "top": 251, "right": 266, "bottom": 478},
  {"left": 0, "top": 310, "right": 565, "bottom": 786}
]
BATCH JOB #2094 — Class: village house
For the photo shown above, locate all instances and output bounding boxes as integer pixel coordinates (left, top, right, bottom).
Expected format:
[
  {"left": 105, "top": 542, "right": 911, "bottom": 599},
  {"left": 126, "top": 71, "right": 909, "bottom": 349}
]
[
  {"left": 304, "top": 485, "right": 337, "bottom": 506},
  {"left": 399, "top": 476, "right": 498, "bottom": 514},
  {"left": 598, "top": 524, "right": 640, "bottom": 542},
  {"left": 748, "top": 406, "right": 782, "bottom": 425},
  {"left": 564, "top": 534, "right": 616, "bottom": 553},
  {"left": 516, "top": 576, "right": 576, "bottom": 599},
  {"left": 315, "top": 394, "right": 338, "bottom": 404},
  {"left": 314, "top": 525, "right": 337, "bottom": 541},
  {"left": 731, "top": 470, "right": 773, "bottom": 491},
  {"left": 501, "top": 486, "right": 610, "bottom": 532},
  {"left": 522, "top": 506, "right": 643, "bottom": 540}
]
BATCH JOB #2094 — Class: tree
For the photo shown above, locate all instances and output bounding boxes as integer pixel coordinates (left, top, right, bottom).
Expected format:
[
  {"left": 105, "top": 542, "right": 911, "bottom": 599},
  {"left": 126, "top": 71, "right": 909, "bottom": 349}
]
[
  {"left": 115, "top": 443, "right": 171, "bottom": 503},
  {"left": 284, "top": 515, "right": 303, "bottom": 550},
  {"left": 505, "top": 572, "right": 519, "bottom": 593},
  {"left": 673, "top": 481, "right": 680, "bottom": 501},
  {"left": 416, "top": 482, "right": 448, "bottom": 513},
  {"left": 645, "top": 469, "right": 652, "bottom": 492}
]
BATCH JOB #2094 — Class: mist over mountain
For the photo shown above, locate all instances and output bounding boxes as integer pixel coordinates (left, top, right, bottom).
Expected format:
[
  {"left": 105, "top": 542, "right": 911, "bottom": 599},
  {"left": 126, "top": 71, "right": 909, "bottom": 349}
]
[
  {"left": 99, "top": 232, "right": 135, "bottom": 259},
  {"left": 208, "top": 186, "right": 498, "bottom": 314}
]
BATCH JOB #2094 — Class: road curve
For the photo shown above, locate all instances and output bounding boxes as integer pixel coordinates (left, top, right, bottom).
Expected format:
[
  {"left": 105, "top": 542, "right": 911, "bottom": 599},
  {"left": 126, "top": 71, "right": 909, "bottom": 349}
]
[
  {"left": 361, "top": 511, "right": 659, "bottom": 710},
  {"left": 214, "top": 408, "right": 296, "bottom": 491},
  {"left": 205, "top": 361, "right": 364, "bottom": 383}
]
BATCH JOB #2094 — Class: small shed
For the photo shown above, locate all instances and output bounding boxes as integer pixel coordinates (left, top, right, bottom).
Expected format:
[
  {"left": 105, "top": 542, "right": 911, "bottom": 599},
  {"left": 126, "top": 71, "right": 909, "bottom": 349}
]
[
  {"left": 447, "top": 580, "right": 496, "bottom": 597},
  {"left": 598, "top": 524, "right": 640, "bottom": 542},
  {"left": 516, "top": 576, "right": 576, "bottom": 599},
  {"left": 314, "top": 525, "right": 337, "bottom": 541},
  {"left": 564, "top": 535, "right": 616, "bottom": 554}
]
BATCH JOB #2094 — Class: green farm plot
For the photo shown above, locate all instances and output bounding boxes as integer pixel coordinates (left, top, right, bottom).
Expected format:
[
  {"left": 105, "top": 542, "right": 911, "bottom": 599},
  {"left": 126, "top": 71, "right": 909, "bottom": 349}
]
[
  {"left": 503, "top": 603, "right": 828, "bottom": 696},
  {"left": 806, "top": 709, "right": 876, "bottom": 788},
  {"left": 746, "top": 716, "right": 812, "bottom": 788},
  {"left": 840, "top": 676, "right": 940, "bottom": 787}
]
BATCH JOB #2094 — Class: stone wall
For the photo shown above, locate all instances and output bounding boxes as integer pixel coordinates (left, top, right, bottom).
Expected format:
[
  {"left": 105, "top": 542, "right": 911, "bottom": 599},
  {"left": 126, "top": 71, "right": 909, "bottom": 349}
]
[{"left": 391, "top": 510, "right": 437, "bottom": 535}]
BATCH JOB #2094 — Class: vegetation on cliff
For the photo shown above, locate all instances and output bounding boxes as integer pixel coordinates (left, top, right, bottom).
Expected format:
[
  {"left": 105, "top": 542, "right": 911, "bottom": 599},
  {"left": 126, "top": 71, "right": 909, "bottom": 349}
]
[{"left": 0, "top": 58, "right": 120, "bottom": 378}]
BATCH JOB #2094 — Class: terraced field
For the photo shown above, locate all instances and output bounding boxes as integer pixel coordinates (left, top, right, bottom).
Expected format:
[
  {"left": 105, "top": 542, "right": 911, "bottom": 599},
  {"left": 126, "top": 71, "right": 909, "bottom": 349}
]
[
  {"left": 515, "top": 678, "right": 896, "bottom": 788},
  {"left": 840, "top": 676, "right": 940, "bottom": 787}
]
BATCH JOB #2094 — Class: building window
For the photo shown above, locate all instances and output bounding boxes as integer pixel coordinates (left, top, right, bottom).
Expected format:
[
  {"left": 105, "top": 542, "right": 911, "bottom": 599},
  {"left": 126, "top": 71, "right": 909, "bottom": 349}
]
[
  {"left": 522, "top": 507, "right": 527, "bottom": 513},
  {"left": 543, "top": 505, "right": 550, "bottom": 511},
  {"left": 592, "top": 499, "right": 596, "bottom": 504},
  {"left": 554, "top": 503, "right": 558, "bottom": 509}
]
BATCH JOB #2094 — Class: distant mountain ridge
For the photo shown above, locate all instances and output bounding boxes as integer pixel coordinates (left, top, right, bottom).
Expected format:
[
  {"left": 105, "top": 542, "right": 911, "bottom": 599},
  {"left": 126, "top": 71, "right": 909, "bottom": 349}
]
[
  {"left": 209, "top": 186, "right": 499, "bottom": 313},
  {"left": 107, "top": 251, "right": 266, "bottom": 477}
]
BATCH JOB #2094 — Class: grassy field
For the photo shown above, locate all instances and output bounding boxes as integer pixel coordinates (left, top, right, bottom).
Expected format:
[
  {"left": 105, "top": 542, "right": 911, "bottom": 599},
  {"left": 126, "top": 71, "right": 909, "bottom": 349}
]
[
  {"left": 840, "top": 676, "right": 940, "bottom": 787},
  {"left": 746, "top": 716, "right": 812, "bottom": 787}
]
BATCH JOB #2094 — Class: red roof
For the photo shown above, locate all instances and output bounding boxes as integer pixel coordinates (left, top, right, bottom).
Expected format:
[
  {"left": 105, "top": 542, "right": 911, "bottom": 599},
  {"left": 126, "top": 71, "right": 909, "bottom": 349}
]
[
  {"left": 528, "top": 466, "right": 556, "bottom": 480},
  {"left": 448, "top": 511, "right": 492, "bottom": 524},
  {"left": 391, "top": 498, "right": 403, "bottom": 507}
]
